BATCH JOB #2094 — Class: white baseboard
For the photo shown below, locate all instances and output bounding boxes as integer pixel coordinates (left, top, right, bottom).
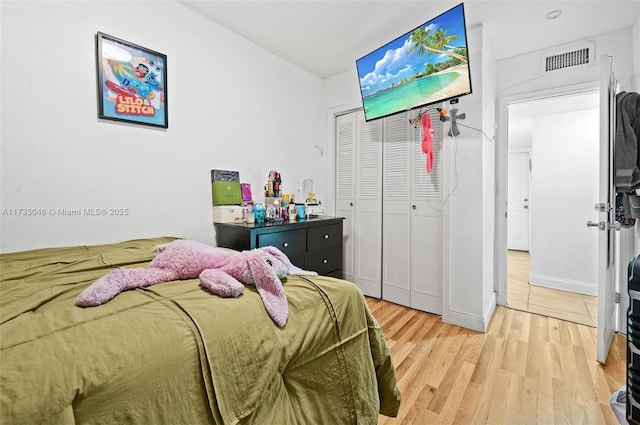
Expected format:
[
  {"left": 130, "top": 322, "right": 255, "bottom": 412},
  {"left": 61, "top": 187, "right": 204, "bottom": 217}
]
[
  {"left": 444, "top": 291, "right": 496, "bottom": 333},
  {"left": 529, "top": 273, "right": 597, "bottom": 296}
]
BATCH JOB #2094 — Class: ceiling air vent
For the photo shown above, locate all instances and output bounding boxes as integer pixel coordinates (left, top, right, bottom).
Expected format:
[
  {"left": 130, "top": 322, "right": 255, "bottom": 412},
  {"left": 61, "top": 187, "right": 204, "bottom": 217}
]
[{"left": 542, "top": 43, "right": 594, "bottom": 73}]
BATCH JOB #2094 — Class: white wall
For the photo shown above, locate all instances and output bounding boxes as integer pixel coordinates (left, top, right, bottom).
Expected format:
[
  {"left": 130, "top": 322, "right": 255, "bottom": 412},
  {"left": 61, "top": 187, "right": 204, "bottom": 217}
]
[
  {"left": 494, "top": 26, "right": 638, "bottom": 306},
  {"left": 634, "top": 17, "right": 640, "bottom": 255},
  {"left": 529, "top": 107, "right": 599, "bottom": 295},
  {"left": 323, "top": 17, "right": 636, "bottom": 331},
  {"left": 323, "top": 24, "right": 497, "bottom": 332},
  {"left": 618, "top": 16, "right": 640, "bottom": 331},
  {"left": 0, "top": 0, "right": 328, "bottom": 253},
  {"left": 508, "top": 119, "right": 533, "bottom": 150},
  {"left": 509, "top": 91, "right": 600, "bottom": 297},
  {"left": 443, "top": 24, "right": 496, "bottom": 331},
  {"left": 633, "top": 17, "right": 640, "bottom": 92},
  {"left": 497, "top": 28, "right": 635, "bottom": 97},
  {"left": 480, "top": 26, "right": 497, "bottom": 329}
]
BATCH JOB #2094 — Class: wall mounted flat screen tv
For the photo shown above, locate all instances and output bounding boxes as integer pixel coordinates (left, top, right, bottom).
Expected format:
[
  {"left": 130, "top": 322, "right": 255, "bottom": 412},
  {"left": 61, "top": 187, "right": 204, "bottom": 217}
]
[{"left": 356, "top": 3, "right": 472, "bottom": 121}]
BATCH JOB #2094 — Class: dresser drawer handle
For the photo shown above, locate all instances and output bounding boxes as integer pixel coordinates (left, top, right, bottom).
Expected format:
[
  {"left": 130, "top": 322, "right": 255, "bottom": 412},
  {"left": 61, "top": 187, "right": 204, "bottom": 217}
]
[
  {"left": 283, "top": 242, "right": 289, "bottom": 248},
  {"left": 324, "top": 234, "right": 329, "bottom": 239},
  {"left": 323, "top": 259, "right": 328, "bottom": 264}
]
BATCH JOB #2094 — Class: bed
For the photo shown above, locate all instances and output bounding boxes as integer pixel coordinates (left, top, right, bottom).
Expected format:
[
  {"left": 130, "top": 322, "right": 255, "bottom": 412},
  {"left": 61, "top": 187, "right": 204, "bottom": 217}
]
[{"left": 0, "top": 237, "right": 401, "bottom": 425}]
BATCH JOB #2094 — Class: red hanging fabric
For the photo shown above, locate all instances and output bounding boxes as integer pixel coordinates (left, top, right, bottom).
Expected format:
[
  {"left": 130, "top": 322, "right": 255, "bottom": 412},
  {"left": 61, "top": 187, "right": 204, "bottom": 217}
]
[{"left": 421, "top": 113, "right": 435, "bottom": 173}]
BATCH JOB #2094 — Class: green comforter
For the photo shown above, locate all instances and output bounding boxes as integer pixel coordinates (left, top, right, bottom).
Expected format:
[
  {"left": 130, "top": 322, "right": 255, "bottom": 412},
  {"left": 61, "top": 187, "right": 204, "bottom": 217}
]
[{"left": 0, "top": 238, "right": 400, "bottom": 424}]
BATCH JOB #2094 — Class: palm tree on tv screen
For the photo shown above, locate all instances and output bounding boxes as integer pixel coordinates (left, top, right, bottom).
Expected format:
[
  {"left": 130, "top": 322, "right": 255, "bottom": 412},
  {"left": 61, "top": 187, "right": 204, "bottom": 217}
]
[
  {"left": 408, "top": 27, "right": 468, "bottom": 64},
  {"left": 407, "top": 27, "right": 431, "bottom": 57}
]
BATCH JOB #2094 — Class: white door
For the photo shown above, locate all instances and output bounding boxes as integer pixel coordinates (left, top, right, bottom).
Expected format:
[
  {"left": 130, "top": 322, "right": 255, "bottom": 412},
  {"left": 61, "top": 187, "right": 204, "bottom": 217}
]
[
  {"left": 595, "top": 54, "right": 617, "bottom": 364},
  {"left": 382, "top": 110, "right": 443, "bottom": 314},
  {"left": 354, "top": 114, "right": 383, "bottom": 297},
  {"left": 507, "top": 151, "right": 530, "bottom": 251},
  {"left": 336, "top": 113, "right": 356, "bottom": 283},
  {"left": 409, "top": 111, "right": 444, "bottom": 314},
  {"left": 335, "top": 111, "right": 382, "bottom": 298},
  {"left": 382, "top": 112, "right": 412, "bottom": 306}
]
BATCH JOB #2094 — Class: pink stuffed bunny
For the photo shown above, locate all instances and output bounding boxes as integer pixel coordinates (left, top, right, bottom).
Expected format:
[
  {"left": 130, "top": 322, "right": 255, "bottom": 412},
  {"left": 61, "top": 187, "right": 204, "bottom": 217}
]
[{"left": 76, "top": 239, "right": 316, "bottom": 326}]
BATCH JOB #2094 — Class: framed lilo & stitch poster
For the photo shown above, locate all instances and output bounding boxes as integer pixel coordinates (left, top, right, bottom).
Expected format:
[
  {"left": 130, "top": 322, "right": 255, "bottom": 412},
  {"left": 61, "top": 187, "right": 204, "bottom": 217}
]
[{"left": 96, "top": 32, "right": 168, "bottom": 128}]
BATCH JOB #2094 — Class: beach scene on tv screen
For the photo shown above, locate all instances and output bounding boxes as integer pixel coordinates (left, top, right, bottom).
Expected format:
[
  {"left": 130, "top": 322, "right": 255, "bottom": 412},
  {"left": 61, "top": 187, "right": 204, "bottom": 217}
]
[{"left": 357, "top": 4, "right": 470, "bottom": 121}]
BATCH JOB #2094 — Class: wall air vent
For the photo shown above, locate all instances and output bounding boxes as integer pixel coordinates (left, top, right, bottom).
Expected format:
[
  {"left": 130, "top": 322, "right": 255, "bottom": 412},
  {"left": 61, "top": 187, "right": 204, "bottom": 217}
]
[{"left": 541, "top": 43, "right": 594, "bottom": 73}]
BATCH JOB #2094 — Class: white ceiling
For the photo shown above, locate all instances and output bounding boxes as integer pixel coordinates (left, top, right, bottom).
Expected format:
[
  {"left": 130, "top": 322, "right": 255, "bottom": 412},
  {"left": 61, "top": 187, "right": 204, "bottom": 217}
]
[{"left": 180, "top": 0, "right": 640, "bottom": 79}]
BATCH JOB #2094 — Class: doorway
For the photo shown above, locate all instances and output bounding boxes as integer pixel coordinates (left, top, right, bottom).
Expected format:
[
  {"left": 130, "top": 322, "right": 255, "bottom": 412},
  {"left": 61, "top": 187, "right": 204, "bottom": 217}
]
[{"left": 505, "top": 90, "right": 600, "bottom": 327}]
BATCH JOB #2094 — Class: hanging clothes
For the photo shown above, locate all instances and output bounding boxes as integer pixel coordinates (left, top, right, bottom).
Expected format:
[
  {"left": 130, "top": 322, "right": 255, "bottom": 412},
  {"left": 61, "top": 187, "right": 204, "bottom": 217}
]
[
  {"left": 421, "top": 113, "right": 435, "bottom": 173},
  {"left": 615, "top": 91, "right": 640, "bottom": 191},
  {"left": 616, "top": 192, "right": 636, "bottom": 228}
]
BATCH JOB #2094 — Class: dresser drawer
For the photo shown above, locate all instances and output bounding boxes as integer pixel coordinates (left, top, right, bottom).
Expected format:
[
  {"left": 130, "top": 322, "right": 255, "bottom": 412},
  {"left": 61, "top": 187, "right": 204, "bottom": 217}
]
[
  {"left": 305, "top": 247, "right": 342, "bottom": 275},
  {"left": 257, "top": 229, "right": 306, "bottom": 258},
  {"left": 308, "top": 223, "right": 342, "bottom": 252},
  {"left": 215, "top": 217, "right": 343, "bottom": 278}
]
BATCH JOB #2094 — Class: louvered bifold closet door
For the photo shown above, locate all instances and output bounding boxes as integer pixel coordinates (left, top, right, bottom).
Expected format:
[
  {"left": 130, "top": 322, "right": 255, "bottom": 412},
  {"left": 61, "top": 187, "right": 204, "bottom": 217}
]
[
  {"left": 354, "top": 111, "right": 383, "bottom": 297},
  {"left": 335, "top": 111, "right": 382, "bottom": 297},
  {"left": 382, "top": 112, "right": 412, "bottom": 306},
  {"left": 382, "top": 110, "right": 443, "bottom": 315},
  {"left": 409, "top": 110, "right": 443, "bottom": 315},
  {"left": 336, "top": 113, "right": 356, "bottom": 283}
]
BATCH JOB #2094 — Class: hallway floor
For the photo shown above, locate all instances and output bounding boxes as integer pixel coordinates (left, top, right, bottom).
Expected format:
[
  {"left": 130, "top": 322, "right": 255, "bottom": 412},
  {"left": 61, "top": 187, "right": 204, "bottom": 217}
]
[{"left": 507, "top": 250, "right": 597, "bottom": 327}]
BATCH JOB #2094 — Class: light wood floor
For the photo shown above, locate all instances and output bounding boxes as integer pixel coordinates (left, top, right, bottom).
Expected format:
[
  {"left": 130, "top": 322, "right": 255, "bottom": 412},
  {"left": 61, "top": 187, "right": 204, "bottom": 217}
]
[
  {"left": 368, "top": 298, "right": 627, "bottom": 425},
  {"left": 507, "top": 250, "right": 598, "bottom": 327}
]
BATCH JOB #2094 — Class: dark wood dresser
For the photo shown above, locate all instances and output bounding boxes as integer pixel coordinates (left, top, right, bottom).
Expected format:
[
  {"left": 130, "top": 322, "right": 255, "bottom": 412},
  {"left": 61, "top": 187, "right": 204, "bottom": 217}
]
[{"left": 214, "top": 216, "right": 344, "bottom": 278}]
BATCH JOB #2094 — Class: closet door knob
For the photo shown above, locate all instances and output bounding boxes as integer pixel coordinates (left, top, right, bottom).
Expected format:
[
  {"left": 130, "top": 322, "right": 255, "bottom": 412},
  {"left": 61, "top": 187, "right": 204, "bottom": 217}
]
[
  {"left": 412, "top": 205, "right": 417, "bottom": 210},
  {"left": 324, "top": 234, "right": 329, "bottom": 239}
]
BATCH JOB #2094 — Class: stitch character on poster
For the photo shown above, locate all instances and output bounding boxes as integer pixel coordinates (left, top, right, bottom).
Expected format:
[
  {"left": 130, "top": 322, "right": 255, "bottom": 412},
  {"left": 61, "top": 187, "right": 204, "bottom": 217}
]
[{"left": 96, "top": 32, "right": 168, "bottom": 128}]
